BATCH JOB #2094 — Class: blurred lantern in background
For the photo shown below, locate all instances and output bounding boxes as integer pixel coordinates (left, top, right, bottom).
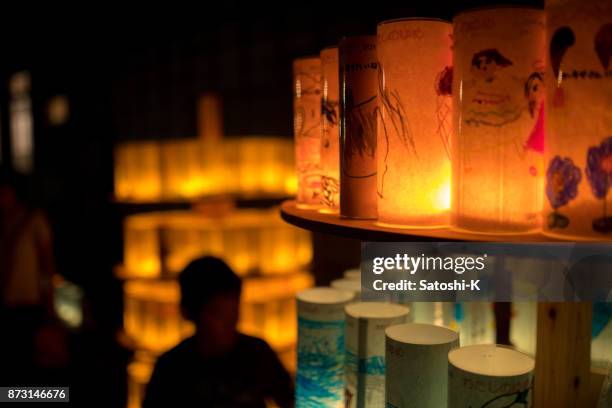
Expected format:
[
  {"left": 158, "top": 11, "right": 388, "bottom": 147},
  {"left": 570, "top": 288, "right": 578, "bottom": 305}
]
[
  {"left": 320, "top": 46, "right": 341, "bottom": 212},
  {"left": 452, "top": 7, "right": 546, "bottom": 233},
  {"left": 114, "top": 142, "right": 162, "bottom": 202},
  {"left": 293, "top": 56, "right": 322, "bottom": 207},
  {"left": 544, "top": 0, "right": 612, "bottom": 239},
  {"left": 377, "top": 18, "right": 453, "bottom": 227},
  {"left": 340, "top": 36, "right": 379, "bottom": 219}
]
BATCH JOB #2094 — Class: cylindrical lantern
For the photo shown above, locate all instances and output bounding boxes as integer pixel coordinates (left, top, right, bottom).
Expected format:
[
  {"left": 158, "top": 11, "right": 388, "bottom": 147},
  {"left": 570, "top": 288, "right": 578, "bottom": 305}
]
[
  {"left": 296, "top": 287, "right": 354, "bottom": 407},
  {"left": 377, "top": 19, "right": 453, "bottom": 227},
  {"left": 385, "top": 323, "right": 459, "bottom": 408},
  {"left": 448, "top": 345, "right": 535, "bottom": 407},
  {"left": 544, "top": 0, "right": 612, "bottom": 239},
  {"left": 293, "top": 57, "right": 322, "bottom": 207},
  {"left": 452, "top": 7, "right": 546, "bottom": 233},
  {"left": 330, "top": 278, "right": 362, "bottom": 297},
  {"left": 320, "top": 46, "right": 341, "bottom": 211},
  {"left": 340, "top": 36, "right": 378, "bottom": 219},
  {"left": 345, "top": 302, "right": 409, "bottom": 408}
]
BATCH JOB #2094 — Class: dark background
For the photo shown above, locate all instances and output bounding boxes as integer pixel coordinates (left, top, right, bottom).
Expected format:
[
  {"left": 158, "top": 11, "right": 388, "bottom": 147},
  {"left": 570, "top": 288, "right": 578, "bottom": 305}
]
[{"left": 0, "top": 1, "right": 541, "bottom": 406}]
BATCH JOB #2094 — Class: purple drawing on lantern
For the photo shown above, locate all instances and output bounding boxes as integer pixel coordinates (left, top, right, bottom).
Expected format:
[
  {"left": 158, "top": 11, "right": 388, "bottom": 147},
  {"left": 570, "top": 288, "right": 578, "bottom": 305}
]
[
  {"left": 524, "top": 72, "right": 545, "bottom": 154},
  {"left": 586, "top": 136, "right": 612, "bottom": 233},
  {"left": 546, "top": 156, "right": 582, "bottom": 229}
]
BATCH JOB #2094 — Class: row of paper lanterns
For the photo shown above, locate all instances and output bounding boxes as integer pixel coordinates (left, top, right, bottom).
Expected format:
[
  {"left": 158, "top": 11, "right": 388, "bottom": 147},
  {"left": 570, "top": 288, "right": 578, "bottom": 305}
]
[
  {"left": 293, "top": 1, "right": 612, "bottom": 239},
  {"left": 295, "top": 286, "right": 535, "bottom": 407}
]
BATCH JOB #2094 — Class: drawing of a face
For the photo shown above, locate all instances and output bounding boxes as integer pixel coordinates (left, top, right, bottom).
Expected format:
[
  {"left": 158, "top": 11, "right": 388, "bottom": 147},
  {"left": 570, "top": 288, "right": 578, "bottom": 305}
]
[
  {"left": 525, "top": 72, "right": 544, "bottom": 117},
  {"left": 471, "top": 49, "right": 513, "bottom": 82}
]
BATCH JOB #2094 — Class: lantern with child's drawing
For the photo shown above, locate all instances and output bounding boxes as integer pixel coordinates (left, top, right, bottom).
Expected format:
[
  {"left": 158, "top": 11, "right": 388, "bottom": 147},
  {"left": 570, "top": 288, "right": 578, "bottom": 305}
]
[
  {"left": 452, "top": 7, "right": 546, "bottom": 233},
  {"left": 544, "top": 0, "right": 612, "bottom": 239}
]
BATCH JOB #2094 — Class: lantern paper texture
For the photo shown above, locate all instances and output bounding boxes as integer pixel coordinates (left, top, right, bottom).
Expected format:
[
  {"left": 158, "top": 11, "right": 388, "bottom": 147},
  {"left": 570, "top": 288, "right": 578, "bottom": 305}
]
[
  {"left": 452, "top": 8, "right": 546, "bottom": 233},
  {"left": 340, "top": 36, "right": 378, "bottom": 219},
  {"left": 448, "top": 345, "right": 535, "bottom": 408},
  {"left": 385, "top": 323, "right": 459, "bottom": 408},
  {"left": 320, "top": 46, "right": 341, "bottom": 211},
  {"left": 296, "top": 287, "right": 354, "bottom": 407},
  {"left": 377, "top": 19, "right": 453, "bottom": 227},
  {"left": 294, "top": 57, "right": 322, "bottom": 206},
  {"left": 544, "top": 0, "right": 612, "bottom": 239},
  {"left": 344, "top": 302, "right": 409, "bottom": 408}
]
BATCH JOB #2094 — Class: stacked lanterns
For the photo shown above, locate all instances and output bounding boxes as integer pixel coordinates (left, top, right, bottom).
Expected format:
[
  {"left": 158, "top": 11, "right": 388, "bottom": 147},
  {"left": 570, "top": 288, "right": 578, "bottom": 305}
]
[{"left": 290, "top": 4, "right": 612, "bottom": 238}]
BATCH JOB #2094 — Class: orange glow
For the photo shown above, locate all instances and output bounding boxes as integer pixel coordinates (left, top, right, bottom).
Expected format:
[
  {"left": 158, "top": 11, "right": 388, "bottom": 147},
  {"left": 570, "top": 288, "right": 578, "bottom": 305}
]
[
  {"left": 377, "top": 19, "right": 453, "bottom": 227},
  {"left": 452, "top": 8, "right": 545, "bottom": 233},
  {"left": 122, "top": 208, "right": 312, "bottom": 279},
  {"left": 320, "top": 46, "right": 340, "bottom": 211},
  {"left": 114, "top": 137, "right": 296, "bottom": 202}
]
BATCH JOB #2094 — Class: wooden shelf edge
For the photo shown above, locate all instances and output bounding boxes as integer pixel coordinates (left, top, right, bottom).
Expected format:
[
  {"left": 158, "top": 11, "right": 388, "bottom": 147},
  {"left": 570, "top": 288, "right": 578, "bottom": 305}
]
[{"left": 280, "top": 200, "right": 568, "bottom": 242}]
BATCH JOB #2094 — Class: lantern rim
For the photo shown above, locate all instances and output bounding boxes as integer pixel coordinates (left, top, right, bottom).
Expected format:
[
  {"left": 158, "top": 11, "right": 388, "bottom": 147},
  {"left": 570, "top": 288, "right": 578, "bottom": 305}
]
[
  {"left": 453, "top": 4, "right": 543, "bottom": 19},
  {"left": 377, "top": 17, "right": 451, "bottom": 27}
]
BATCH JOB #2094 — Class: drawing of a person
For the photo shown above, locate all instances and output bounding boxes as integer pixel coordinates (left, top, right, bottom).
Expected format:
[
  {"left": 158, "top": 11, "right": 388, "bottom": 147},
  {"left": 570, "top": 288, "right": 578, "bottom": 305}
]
[
  {"left": 524, "top": 72, "right": 545, "bottom": 153},
  {"left": 471, "top": 49, "right": 513, "bottom": 83}
]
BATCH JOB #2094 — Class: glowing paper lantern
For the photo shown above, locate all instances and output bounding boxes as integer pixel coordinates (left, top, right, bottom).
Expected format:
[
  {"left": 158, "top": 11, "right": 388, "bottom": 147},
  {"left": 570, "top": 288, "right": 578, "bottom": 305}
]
[
  {"left": 114, "top": 141, "right": 162, "bottom": 202},
  {"left": 448, "top": 345, "right": 535, "bottom": 407},
  {"left": 340, "top": 36, "right": 378, "bottom": 219},
  {"left": 385, "top": 323, "right": 459, "bottom": 408},
  {"left": 344, "top": 302, "right": 409, "bottom": 408},
  {"left": 320, "top": 46, "right": 341, "bottom": 211},
  {"left": 127, "top": 356, "right": 155, "bottom": 408},
  {"left": 293, "top": 57, "right": 322, "bottom": 206},
  {"left": 377, "top": 18, "right": 453, "bottom": 227},
  {"left": 161, "top": 139, "right": 208, "bottom": 199},
  {"left": 296, "top": 287, "right": 354, "bottom": 407},
  {"left": 452, "top": 7, "right": 546, "bottom": 233},
  {"left": 544, "top": 0, "right": 612, "bottom": 239},
  {"left": 123, "top": 213, "right": 162, "bottom": 278}
]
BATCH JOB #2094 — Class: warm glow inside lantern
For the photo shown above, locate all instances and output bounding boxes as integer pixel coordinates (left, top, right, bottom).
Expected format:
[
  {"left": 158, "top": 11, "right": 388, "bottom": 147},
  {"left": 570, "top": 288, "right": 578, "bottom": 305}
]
[
  {"left": 114, "top": 142, "right": 162, "bottom": 202},
  {"left": 320, "top": 46, "right": 341, "bottom": 211},
  {"left": 161, "top": 139, "right": 208, "bottom": 199},
  {"left": 340, "top": 36, "right": 379, "bottom": 219},
  {"left": 544, "top": 0, "right": 612, "bottom": 239},
  {"left": 127, "top": 355, "right": 155, "bottom": 408},
  {"left": 377, "top": 19, "right": 453, "bottom": 227},
  {"left": 452, "top": 7, "right": 546, "bottom": 233},
  {"left": 293, "top": 57, "right": 322, "bottom": 207},
  {"left": 122, "top": 208, "right": 312, "bottom": 279}
]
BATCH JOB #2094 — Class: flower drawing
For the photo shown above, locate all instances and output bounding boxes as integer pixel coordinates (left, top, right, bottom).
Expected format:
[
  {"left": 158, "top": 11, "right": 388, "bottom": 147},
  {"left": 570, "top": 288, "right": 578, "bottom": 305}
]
[
  {"left": 546, "top": 156, "right": 581, "bottom": 229},
  {"left": 586, "top": 136, "right": 612, "bottom": 233}
]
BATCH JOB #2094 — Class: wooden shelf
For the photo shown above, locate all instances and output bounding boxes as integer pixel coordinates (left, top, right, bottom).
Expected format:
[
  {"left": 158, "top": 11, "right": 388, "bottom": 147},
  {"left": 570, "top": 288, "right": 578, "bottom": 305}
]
[{"left": 280, "top": 200, "right": 566, "bottom": 242}]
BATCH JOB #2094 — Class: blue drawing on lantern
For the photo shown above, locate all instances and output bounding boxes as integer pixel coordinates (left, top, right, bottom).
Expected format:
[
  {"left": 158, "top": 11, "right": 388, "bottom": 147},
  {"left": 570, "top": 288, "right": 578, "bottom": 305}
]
[
  {"left": 296, "top": 317, "right": 346, "bottom": 407},
  {"left": 346, "top": 350, "right": 386, "bottom": 376}
]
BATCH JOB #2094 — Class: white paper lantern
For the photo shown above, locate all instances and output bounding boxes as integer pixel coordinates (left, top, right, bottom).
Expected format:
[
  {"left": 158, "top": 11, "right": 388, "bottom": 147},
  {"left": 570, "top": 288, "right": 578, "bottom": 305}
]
[
  {"left": 385, "top": 323, "right": 459, "bottom": 408},
  {"left": 448, "top": 344, "right": 535, "bottom": 408},
  {"left": 296, "top": 287, "right": 354, "bottom": 407},
  {"left": 344, "top": 302, "right": 409, "bottom": 408}
]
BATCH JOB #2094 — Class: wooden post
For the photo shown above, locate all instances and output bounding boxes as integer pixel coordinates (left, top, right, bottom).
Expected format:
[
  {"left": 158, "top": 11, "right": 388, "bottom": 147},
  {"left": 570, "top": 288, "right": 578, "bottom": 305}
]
[{"left": 534, "top": 302, "right": 592, "bottom": 407}]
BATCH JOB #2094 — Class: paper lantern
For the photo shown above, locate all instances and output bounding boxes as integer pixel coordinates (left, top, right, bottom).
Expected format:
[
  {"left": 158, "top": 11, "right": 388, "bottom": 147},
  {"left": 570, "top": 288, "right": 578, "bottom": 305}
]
[
  {"left": 330, "top": 278, "right": 362, "bottom": 297},
  {"left": 377, "top": 19, "right": 453, "bottom": 227},
  {"left": 114, "top": 141, "right": 161, "bottom": 202},
  {"left": 320, "top": 46, "right": 341, "bottom": 211},
  {"left": 544, "top": 0, "right": 612, "bottom": 239},
  {"left": 344, "top": 268, "right": 361, "bottom": 281},
  {"left": 124, "top": 213, "right": 162, "bottom": 278},
  {"left": 385, "top": 323, "right": 459, "bottom": 408},
  {"left": 296, "top": 287, "right": 354, "bottom": 407},
  {"left": 340, "top": 36, "right": 379, "bottom": 219},
  {"left": 344, "top": 302, "right": 409, "bottom": 408},
  {"left": 293, "top": 57, "right": 322, "bottom": 207},
  {"left": 448, "top": 345, "right": 535, "bottom": 407},
  {"left": 452, "top": 7, "right": 546, "bottom": 233}
]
